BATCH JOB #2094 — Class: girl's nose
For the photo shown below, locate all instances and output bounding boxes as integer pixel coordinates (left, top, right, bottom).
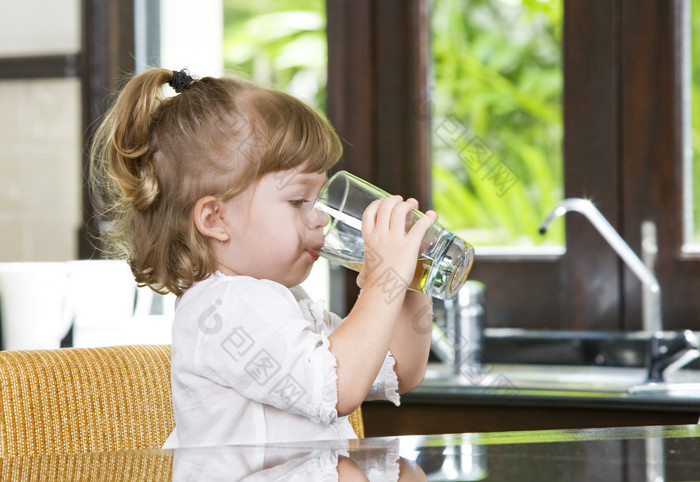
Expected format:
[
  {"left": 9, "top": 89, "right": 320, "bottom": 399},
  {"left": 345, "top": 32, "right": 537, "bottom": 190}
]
[{"left": 306, "top": 205, "right": 329, "bottom": 230}]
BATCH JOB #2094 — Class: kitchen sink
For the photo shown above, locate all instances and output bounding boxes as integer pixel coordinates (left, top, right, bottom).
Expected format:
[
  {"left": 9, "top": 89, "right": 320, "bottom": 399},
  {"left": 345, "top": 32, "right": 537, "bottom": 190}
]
[
  {"left": 422, "top": 328, "right": 700, "bottom": 397},
  {"left": 480, "top": 328, "right": 650, "bottom": 368}
]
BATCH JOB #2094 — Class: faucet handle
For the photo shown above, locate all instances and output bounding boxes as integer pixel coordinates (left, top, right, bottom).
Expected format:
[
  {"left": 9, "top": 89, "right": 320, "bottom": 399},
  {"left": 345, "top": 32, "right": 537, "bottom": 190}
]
[{"left": 647, "top": 330, "right": 700, "bottom": 382}]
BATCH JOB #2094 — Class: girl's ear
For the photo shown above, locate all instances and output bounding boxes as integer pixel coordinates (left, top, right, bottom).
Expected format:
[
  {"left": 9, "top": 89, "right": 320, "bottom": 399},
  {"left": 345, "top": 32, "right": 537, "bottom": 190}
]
[{"left": 193, "top": 196, "right": 230, "bottom": 242}]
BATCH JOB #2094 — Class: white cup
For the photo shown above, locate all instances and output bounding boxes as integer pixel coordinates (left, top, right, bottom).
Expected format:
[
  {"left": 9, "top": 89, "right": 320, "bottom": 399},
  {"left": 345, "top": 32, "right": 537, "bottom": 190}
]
[
  {"left": 68, "top": 260, "right": 137, "bottom": 328},
  {"left": 0, "top": 262, "right": 74, "bottom": 350}
]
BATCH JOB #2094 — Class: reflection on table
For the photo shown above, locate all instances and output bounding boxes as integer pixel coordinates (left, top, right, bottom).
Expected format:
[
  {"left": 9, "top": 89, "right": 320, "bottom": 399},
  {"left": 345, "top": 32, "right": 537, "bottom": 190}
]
[{"left": 2, "top": 424, "right": 700, "bottom": 481}]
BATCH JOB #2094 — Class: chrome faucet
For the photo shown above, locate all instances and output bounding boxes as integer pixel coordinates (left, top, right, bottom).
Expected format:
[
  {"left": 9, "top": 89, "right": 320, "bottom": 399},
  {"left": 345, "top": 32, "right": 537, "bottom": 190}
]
[
  {"left": 541, "top": 199, "right": 700, "bottom": 384},
  {"left": 539, "top": 198, "right": 662, "bottom": 334}
]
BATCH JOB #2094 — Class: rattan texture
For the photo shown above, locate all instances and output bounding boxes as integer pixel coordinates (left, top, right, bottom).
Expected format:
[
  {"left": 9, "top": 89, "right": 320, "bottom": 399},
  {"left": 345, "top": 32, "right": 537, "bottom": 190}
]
[
  {"left": 0, "top": 345, "right": 174, "bottom": 457},
  {"left": 0, "top": 344, "right": 363, "bottom": 458},
  {"left": 0, "top": 451, "right": 173, "bottom": 481},
  {"left": 348, "top": 405, "right": 365, "bottom": 438}
]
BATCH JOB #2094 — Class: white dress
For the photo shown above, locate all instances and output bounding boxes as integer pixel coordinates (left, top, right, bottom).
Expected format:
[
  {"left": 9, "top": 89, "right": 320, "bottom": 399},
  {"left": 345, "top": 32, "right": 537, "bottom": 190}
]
[{"left": 163, "top": 272, "right": 400, "bottom": 448}]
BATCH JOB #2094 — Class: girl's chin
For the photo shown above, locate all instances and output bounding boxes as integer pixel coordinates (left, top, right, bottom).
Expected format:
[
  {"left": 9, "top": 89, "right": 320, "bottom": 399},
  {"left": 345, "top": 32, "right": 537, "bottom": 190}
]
[{"left": 279, "top": 268, "right": 314, "bottom": 289}]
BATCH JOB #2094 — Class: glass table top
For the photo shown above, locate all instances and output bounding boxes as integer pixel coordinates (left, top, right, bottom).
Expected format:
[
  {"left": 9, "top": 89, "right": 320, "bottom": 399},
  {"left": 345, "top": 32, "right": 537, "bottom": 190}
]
[{"left": 2, "top": 424, "right": 699, "bottom": 481}]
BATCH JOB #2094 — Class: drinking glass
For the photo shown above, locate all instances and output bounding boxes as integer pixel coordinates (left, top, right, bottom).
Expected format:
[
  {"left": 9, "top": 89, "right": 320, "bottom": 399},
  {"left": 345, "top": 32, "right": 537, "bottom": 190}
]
[{"left": 308, "top": 171, "right": 475, "bottom": 299}]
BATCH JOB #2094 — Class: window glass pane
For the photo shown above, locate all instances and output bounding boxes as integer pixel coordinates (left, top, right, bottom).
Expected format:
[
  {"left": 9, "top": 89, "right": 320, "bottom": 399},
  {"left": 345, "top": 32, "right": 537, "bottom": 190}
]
[
  {"left": 686, "top": 1, "right": 700, "bottom": 249},
  {"left": 223, "top": 0, "right": 327, "bottom": 109},
  {"left": 429, "top": 0, "right": 564, "bottom": 250},
  {"left": 158, "top": 0, "right": 224, "bottom": 76}
]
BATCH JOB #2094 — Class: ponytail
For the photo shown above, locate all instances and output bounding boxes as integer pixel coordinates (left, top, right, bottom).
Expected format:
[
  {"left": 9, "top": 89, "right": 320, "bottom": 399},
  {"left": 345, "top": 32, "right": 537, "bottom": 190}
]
[{"left": 92, "top": 68, "right": 171, "bottom": 212}]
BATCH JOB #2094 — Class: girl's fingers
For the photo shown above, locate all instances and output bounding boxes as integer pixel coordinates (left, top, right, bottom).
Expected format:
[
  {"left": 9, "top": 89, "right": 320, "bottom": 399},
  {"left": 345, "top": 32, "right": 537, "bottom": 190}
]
[
  {"left": 374, "top": 195, "right": 403, "bottom": 229},
  {"left": 361, "top": 199, "right": 383, "bottom": 232},
  {"left": 389, "top": 199, "right": 417, "bottom": 232},
  {"left": 408, "top": 211, "right": 438, "bottom": 242},
  {"left": 356, "top": 269, "right": 366, "bottom": 289},
  {"left": 366, "top": 197, "right": 437, "bottom": 240}
]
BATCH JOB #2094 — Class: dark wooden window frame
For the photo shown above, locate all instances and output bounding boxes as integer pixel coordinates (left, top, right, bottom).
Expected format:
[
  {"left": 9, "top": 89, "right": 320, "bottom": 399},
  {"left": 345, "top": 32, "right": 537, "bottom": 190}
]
[{"left": 326, "top": 0, "right": 698, "bottom": 333}]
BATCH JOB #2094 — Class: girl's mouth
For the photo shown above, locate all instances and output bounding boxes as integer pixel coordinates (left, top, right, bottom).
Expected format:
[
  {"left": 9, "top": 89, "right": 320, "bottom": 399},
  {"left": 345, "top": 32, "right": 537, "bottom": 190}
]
[{"left": 306, "top": 249, "right": 320, "bottom": 261}]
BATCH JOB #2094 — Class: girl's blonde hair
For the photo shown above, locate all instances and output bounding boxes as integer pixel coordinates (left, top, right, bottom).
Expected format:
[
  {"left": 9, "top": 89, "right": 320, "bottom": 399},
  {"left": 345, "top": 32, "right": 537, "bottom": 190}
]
[{"left": 90, "top": 68, "right": 342, "bottom": 295}]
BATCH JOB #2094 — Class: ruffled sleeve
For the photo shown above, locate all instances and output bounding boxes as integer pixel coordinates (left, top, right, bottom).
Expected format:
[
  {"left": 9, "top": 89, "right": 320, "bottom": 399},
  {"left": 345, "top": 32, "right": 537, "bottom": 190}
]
[
  {"left": 290, "top": 286, "right": 400, "bottom": 406},
  {"left": 242, "top": 450, "right": 341, "bottom": 482},
  {"left": 364, "top": 351, "right": 400, "bottom": 406},
  {"left": 349, "top": 438, "right": 401, "bottom": 482}
]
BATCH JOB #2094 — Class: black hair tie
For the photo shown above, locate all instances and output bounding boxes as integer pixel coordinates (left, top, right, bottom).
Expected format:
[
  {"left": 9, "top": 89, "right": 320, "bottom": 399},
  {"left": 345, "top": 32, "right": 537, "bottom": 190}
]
[{"left": 169, "top": 69, "right": 194, "bottom": 93}]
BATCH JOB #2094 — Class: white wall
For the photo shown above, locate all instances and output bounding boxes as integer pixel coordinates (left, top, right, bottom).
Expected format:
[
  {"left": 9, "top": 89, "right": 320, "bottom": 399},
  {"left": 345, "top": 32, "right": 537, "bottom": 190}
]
[
  {"left": 0, "top": 1, "right": 81, "bottom": 57},
  {"left": 0, "top": 79, "right": 82, "bottom": 261},
  {"left": 0, "top": 0, "right": 82, "bottom": 262}
]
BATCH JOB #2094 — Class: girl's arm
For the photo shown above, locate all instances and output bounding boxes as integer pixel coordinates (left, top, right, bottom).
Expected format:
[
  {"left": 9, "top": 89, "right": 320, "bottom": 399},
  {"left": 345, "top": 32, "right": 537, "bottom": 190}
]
[
  {"left": 386, "top": 203, "right": 437, "bottom": 392},
  {"left": 328, "top": 196, "right": 436, "bottom": 416},
  {"left": 389, "top": 290, "right": 433, "bottom": 393}
]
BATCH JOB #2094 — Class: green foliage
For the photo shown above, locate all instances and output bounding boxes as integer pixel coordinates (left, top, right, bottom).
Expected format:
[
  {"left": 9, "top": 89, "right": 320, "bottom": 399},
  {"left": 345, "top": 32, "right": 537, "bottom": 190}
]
[
  {"left": 430, "top": 0, "right": 564, "bottom": 247},
  {"left": 223, "top": 0, "right": 327, "bottom": 108},
  {"left": 690, "top": 3, "right": 700, "bottom": 245}
]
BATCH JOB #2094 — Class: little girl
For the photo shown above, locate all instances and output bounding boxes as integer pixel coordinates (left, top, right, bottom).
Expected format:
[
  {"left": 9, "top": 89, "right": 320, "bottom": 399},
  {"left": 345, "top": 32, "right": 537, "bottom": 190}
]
[{"left": 90, "top": 68, "right": 437, "bottom": 447}]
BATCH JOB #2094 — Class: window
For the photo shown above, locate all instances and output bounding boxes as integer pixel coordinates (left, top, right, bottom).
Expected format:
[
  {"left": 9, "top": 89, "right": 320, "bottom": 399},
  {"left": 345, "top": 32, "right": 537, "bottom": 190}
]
[
  {"left": 326, "top": 0, "right": 699, "bottom": 333},
  {"left": 430, "top": 0, "right": 564, "bottom": 250},
  {"left": 223, "top": 0, "right": 327, "bottom": 108}
]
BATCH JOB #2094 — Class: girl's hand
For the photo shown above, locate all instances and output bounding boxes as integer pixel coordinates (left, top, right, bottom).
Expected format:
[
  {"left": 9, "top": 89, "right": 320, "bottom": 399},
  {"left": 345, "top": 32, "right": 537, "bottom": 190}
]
[{"left": 357, "top": 196, "right": 437, "bottom": 293}]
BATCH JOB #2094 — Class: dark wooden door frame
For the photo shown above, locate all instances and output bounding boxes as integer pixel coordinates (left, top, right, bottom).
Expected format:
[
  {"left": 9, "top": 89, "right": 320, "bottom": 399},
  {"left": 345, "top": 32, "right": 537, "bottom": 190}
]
[
  {"left": 79, "top": 0, "right": 136, "bottom": 259},
  {"left": 620, "top": 0, "right": 698, "bottom": 332},
  {"left": 326, "top": 0, "right": 431, "bottom": 314}
]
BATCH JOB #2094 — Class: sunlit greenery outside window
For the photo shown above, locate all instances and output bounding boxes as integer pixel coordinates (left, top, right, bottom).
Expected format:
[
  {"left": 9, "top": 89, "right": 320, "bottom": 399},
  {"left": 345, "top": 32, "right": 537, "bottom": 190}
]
[
  {"left": 687, "top": 1, "right": 700, "bottom": 248},
  {"left": 223, "top": 0, "right": 327, "bottom": 109},
  {"left": 429, "top": 0, "right": 564, "bottom": 249}
]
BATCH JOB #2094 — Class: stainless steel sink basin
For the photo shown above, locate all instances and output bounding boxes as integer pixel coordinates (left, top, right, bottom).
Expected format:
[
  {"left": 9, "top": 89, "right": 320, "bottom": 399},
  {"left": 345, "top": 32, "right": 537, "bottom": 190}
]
[
  {"left": 423, "top": 363, "right": 648, "bottom": 393},
  {"left": 422, "top": 328, "right": 700, "bottom": 398},
  {"left": 628, "top": 382, "right": 700, "bottom": 396},
  {"left": 480, "top": 328, "right": 650, "bottom": 367}
]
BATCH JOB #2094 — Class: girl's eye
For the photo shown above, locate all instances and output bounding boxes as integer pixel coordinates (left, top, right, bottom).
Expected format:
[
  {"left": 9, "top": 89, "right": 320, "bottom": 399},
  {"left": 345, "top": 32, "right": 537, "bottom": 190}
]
[{"left": 289, "top": 199, "right": 307, "bottom": 208}]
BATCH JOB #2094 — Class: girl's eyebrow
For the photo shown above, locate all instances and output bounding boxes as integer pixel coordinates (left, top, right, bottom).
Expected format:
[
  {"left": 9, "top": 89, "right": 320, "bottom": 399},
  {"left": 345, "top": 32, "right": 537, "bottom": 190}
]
[{"left": 282, "top": 173, "right": 325, "bottom": 188}]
